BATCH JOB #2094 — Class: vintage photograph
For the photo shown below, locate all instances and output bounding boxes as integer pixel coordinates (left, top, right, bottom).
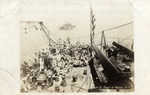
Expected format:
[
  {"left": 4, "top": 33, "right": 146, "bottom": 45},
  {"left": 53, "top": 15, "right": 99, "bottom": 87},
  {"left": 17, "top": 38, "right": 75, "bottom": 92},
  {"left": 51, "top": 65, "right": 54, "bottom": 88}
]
[{"left": 20, "top": 0, "right": 134, "bottom": 93}]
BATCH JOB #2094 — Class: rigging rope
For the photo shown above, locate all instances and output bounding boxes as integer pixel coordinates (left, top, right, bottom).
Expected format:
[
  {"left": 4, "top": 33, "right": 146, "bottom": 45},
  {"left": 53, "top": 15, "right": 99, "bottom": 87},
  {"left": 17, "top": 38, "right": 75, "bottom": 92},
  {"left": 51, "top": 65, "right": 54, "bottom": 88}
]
[
  {"left": 21, "top": 21, "right": 133, "bottom": 44},
  {"left": 95, "top": 21, "right": 133, "bottom": 35},
  {"left": 118, "top": 34, "right": 133, "bottom": 43},
  {"left": 41, "top": 23, "right": 65, "bottom": 42},
  {"left": 77, "top": 72, "right": 91, "bottom": 92},
  {"left": 71, "top": 21, "right": 133, "bottom": 40}
]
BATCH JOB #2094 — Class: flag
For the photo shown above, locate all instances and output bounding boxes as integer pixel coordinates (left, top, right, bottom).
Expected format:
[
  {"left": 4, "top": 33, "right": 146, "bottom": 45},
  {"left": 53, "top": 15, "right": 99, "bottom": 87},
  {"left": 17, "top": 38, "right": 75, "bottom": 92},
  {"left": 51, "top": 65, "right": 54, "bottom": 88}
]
[
  {"left": 91, "top": 16, "right": 96, "bottom": 25},
  {"left": 90, "top": 3, "right": 96, "bottom": 44},
  {"left": 92, "top": 24, "right": 96, "bottom": 31}
]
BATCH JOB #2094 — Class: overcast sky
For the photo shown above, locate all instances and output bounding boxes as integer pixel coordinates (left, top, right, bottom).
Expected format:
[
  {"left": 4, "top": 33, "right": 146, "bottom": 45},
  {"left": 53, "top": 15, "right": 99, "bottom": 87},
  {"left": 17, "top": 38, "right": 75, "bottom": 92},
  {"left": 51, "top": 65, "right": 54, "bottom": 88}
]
[
  {"left": 20, "top": 0, "right": 133, "bottom": 42},
  {"left": 20, "top": 0, "right": 133, "bottom": 61}
]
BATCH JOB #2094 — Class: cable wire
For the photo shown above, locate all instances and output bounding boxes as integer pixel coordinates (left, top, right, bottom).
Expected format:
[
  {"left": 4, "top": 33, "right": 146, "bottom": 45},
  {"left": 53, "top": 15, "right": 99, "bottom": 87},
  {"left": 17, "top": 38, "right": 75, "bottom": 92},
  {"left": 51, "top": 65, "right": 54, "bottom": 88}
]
[
  {"left": 95, "top": 21, "right": 133, "bottom": 35},
  {"left": 71, "top": 21, "right": 133, "bottom": 40},
  {"left": 118, "top": 34, "right": 133, "bottom": 43}
]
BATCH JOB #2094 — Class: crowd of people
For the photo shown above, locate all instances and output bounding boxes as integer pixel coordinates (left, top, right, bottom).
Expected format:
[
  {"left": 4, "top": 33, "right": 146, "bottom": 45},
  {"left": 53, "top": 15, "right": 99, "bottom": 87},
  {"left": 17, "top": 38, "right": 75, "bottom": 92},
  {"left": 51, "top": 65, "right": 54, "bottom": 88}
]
[{"left": 20, "top": 43, "right": 91, "bottom": 92}]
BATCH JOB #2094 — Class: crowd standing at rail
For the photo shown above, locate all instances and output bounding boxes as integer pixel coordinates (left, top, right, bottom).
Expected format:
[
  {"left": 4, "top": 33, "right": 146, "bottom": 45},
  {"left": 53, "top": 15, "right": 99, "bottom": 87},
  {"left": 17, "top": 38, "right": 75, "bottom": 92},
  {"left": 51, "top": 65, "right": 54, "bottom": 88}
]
[{"left": 20, "top": 42, "right": 91, "bottom": 92}]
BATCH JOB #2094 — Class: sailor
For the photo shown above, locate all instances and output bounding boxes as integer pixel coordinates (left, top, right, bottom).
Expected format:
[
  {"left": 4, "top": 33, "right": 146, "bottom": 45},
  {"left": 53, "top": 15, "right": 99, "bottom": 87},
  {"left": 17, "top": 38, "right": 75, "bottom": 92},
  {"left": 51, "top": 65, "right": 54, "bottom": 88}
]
[
  {"left": 71, "top": 71, "right": 78, "bottom": 92},
  {"left": 46, "top": 77, "right": 54, "bottom": 92},
  {"left": 106, "top": 47, "right": 113, "bottom": 58},
  {"left": 59, "top": 75, "right": 67, "bottom": 92},
  {"left": 53, "top": 75, "right": 62, "bottom": 92},
  {"left": 39, "top": 55, "right": 44, "bottom": 72},
  {"left": 112, "top": 47, "right": 118, "bottom": 60}
]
